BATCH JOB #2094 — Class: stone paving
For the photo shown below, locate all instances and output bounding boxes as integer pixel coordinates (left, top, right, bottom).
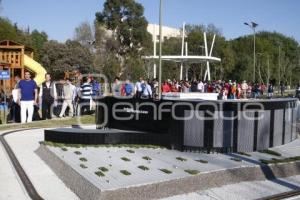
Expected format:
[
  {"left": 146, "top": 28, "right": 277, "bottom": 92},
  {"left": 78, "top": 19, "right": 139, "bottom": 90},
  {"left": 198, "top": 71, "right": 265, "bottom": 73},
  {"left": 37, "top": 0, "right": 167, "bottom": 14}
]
[
  {"left": 2, "top": 129, "right": 79, "bottom": 200},
  {"left": 1, "top": 127, "right": 300, "bottom": 200},
  {"left": 161, "top": 175, "right": 300, "bottom": 200},
  {"left": 0, "top": 139, "right": 29, "bottom": 200},
  {"left": 47, "top": 135, "right": 300, "bottom": 191}
]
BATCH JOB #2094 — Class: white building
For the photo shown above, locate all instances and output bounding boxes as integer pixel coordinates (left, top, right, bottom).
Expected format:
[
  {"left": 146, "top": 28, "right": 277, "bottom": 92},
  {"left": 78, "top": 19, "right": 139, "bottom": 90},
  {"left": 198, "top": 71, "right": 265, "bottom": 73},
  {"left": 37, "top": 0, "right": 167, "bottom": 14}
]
[{"left": 147, "top": 24, "right": 182, "bottom": 42}]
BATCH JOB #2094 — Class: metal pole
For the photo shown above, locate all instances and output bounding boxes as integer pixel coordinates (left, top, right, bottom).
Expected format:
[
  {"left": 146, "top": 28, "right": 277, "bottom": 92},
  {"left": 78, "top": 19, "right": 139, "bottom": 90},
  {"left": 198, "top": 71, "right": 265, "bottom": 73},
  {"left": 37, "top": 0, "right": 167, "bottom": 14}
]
[
  {"left": 180, "top": 22, "right": 185, "bottom": 81},
  {"left": 158, "top": 0, "right": 163, "bottom": 99},
  {"left": 185, "top": 42, "right": 188, "bottom": 81},
  {"left": 3, "top": 80, "right": 6, "bottom": 124},
  {"left": 153, "top": 24, "right": 157, "bottom": 79},
  {"left": 267, "top": 54, "right": 270, "bottom": 87},
  {"left": 253, "top": 28, "right": 256, "bottom": 83},
  {"left": 278, "top": 44, "right": 281, "bottom": 89}
]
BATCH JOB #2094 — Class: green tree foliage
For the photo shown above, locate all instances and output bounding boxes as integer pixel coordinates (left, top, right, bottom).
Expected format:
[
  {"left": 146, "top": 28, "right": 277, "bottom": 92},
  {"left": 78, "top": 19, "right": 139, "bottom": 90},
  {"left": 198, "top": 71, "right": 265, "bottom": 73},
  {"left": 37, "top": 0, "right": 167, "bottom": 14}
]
[
  {"left": 0, "top": 17, "right": 47, "bottom": 62},
  {"left": 95, "top": 0, "right": 152, "bottom": 80},
  {"left": 0, "top": 18, "right": 18, "bottom": 41},
  {"left": 230, "top": 31, "right": 300, "bottom": 85},
  {"left": 40, "top": 40, "right": 93, "bottom": 78},
  {"left": 30, "top": 30, "right": 48, "bottom": 61},
  {"left": 96, "top": 0, "right": 151, "bottom": 55}
]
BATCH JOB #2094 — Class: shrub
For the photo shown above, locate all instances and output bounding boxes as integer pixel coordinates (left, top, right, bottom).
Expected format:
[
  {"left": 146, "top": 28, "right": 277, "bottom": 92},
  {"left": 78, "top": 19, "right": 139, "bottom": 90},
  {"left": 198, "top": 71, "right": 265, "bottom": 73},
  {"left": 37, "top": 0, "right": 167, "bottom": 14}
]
[
  {"left": 176, "top": 157, "right": 187, "bottom": 161},
  {"left": 195, "top": 159, "right": 208, "bottom": 164},
  {"left": 121, "top": 157, "right": 131, "bottom": 162},
  {"left": 138, "top": 165, "right": 149, "bottom": 171},
  {"left": 142, "top": 156, "right": 152, "bottom": 161},
  {"left": 95, "top": 171, "right": 105, "bottom": 177},
  {"left": 79, "top": 157, "right": 88, "bottom": 162},
  {"left": 99, "top": 167, "right": 109, "bottom": 172},
  {"left": 160, "top": 169, "right": 172, "bottom": 174},
  {"left": 120, "top": 170, "right": 131, "bottom": 175},
  {"left": 184, "top": 169, "right": 200, "bottom": 175}
]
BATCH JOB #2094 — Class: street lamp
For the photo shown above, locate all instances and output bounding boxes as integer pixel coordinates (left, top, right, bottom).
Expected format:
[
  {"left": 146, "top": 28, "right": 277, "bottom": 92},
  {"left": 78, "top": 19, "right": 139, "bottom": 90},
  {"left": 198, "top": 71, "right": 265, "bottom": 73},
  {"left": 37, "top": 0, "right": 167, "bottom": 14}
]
[
  {"left": 244, "top": 21, "right": 258, "bottom": 83},
  {"left": 199, "top": 45, "right": 205, "bottom": 80},
  {"left": 158, "top": 0, "right": 163, "bottom": 99}
]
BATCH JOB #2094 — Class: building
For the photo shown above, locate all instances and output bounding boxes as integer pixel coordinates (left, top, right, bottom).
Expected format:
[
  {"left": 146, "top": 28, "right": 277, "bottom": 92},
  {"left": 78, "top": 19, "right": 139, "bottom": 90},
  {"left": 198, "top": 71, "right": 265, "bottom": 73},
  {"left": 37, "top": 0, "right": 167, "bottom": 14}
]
[{"left": 147, "top": 24, "right": 182, "bottom": 42}]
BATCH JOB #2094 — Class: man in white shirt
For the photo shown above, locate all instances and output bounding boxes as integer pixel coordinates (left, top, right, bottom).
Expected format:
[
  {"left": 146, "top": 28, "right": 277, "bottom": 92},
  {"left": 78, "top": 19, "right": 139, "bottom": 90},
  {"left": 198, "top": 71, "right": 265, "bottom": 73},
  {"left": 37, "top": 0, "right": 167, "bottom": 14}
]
[
  {"left": 135, "top": 77, "right": 144, "bottom": 98},
  {"left": 141, "top": 80, "right": 152, "bottom": 99},
  {"left": 59, "top": 79, "right": 75, "bottom": 118},
  {"left": 197, "top": 81, "right": 204, "bottom": 93}
]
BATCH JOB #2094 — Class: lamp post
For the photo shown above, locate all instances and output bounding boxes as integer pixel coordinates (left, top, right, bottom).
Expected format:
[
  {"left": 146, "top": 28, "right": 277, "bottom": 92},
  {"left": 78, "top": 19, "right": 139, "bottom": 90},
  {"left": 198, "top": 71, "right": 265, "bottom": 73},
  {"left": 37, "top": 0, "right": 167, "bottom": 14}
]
[
  {"left": 244, "top": 22, "right": 258, "bottom": 83},
  {"left": 199, "top": 45, "right": 205, "bottom": 80},
  {"left": 158, "top": 0, "right": 163, "bottom": 99}
]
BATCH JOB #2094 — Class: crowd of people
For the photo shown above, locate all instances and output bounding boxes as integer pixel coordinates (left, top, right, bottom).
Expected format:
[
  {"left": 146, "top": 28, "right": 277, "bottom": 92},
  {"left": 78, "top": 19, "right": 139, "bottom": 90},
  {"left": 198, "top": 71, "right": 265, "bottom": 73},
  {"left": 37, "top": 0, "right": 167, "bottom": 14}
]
[
  {"left": 1, "top": 72, "right": 298, "bottom": 124},
  {"left": 7, "top": 72, "right": 100, "bottom": 123},
  {"left": 112, "top": 77, "right": 290, "bottom": 100}
]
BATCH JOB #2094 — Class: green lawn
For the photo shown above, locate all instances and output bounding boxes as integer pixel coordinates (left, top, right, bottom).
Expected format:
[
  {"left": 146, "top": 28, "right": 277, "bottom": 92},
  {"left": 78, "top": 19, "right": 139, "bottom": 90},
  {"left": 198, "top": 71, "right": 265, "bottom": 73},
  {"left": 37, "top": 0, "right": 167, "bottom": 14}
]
[{"left": 0, "top": 115, "right": 95, "bottom": 131}]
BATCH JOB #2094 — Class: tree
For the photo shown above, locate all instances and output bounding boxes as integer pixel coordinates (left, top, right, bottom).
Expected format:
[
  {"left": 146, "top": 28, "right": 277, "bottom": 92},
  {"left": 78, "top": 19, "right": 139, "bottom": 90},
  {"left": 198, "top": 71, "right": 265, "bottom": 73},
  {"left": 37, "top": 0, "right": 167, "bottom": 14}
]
[
  {"left": 74, "top": 21, "right": 94, "bottom": 52},
  {"left": 40, "top": 40, "right": 93, "bottom": 78},
  {"left": 95, "top": 0, "right": 152, "bottom": 79},
  {"left": 96, "top": 0, "right": 151, "bottom": 55},
  {"left": 0, "top": 17, "right": 18, "bottom": 41},
  {"left": 30, "top": 30, "right": 48, "bottom": 62}
]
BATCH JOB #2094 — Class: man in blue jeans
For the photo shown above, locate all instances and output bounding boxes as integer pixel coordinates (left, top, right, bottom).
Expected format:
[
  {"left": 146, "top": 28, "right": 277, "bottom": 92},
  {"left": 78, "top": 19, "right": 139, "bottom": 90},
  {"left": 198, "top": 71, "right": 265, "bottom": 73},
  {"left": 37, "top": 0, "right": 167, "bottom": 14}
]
[{"left": 17, "top": 71, "right": 38, "bottom": 123}]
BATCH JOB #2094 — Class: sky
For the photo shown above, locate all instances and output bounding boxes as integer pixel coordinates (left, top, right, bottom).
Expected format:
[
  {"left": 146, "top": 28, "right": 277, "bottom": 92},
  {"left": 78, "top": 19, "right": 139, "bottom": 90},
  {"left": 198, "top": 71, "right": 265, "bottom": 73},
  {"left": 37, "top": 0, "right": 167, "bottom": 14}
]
[{"left": 1, "top": 0, "right": 300, "bottom": 43}]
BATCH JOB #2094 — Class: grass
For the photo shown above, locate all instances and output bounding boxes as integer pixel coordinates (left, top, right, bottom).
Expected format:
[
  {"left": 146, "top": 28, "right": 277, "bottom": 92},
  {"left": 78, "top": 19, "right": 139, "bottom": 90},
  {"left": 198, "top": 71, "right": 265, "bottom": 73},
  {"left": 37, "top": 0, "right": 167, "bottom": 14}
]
[
  {"left": 184, "top": 169, "right": 200, "bottom": 175},
  {"left": 74, "top": 151, "right": 82, "bottom": 155},
  {"left": 126, "top": 149, "right": 135, "bottom": 153},
  {"left": 41, "top": 141, "right": 164, "bottom": 149},
  {"left": 99, "top": 167, "right": 109, "bottom": 172},
  {"left": 160, "top": 168, "right": 172, "bottom": 174},
  {"left": 80, "top": 164, "right": 87, "bottom": 169},
  {"left": 230, "top": 157, "right": 242, "bottom": 162},
  {"left": 258, "top": 149, "right": 282, "bottom": 157},
  {"left": 95, "top": 171, "right": 105, "bottom": 177},
  {"left": 138, "top": 165, "right": 149, "bottom": 171},
  {"left": 0, "top": 115, "right": 94, "bottom": 131},
  {"left": 79, "top": 157, "right": 87, "bottom": 162},
  {"left": 260, "top": 156, "right": 300, "bottom": 165},
  {"left": 120, "top": 170, "right": 131, "bottom": 176},
  {"left": 176, "top": 157, "right": 187, "bottom": 161},
  {"left": 121, "top": 157, "right": 131, "bottom": 162},
  {"left": 142, "top": 156, "right": 152, "bottom": 161},
  {"left": 195, "top": 159, "right": 208, "bottom": 164},
  {"left": 237, "top": 152, "right": 252, "bottom": 157},
  {"left": 61, "top": 147, "right": 68, "bottom": 151}
]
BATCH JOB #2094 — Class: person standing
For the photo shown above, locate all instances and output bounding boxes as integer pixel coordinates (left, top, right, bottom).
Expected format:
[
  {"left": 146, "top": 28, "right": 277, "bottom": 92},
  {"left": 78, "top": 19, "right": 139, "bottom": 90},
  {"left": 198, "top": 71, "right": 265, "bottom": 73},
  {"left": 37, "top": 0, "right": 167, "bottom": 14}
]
[
  {"left": 39, "top": 73, "right": 56, "bottom": 120},
  {"left": 141, "top": 80, "right": 152, "bottom": 99},
  {"left": 268, "top": 83, "right": 274, "bottom": 98},
  {"left": 17, "top": 71, "right": 38, "bottom": 123},
  {"left": 124, "top": 79, "right": 134, "bottom": 96},
  {"left": 10, "top": 75, "right": 21, "bottom": 122},
  {"left": 241, "top": 80, "right": 248, "bottom": 99},
  {"left": 197, "top": 80, "right": 204, "bottom": 93},
  {"left": 59, "top": 79, "right": 75, "bottom": 118},
  {"left": 112, "top": 77, "right": 122, "bottom": 97},
  {"left": 135, "top": 77, "right": 144, "bottom": 98},
  {"left": 79, "top": 77, "right": 92, "bottom": 115}
]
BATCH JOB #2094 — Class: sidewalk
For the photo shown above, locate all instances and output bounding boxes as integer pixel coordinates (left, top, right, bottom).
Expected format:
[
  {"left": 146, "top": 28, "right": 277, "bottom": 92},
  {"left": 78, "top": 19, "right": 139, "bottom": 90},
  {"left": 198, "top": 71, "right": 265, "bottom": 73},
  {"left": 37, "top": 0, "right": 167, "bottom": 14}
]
[
  {"left": 161, "top": 175, "right": 300, "bottom": 200},
  {"left": 0, "top": 140, "right": 29, "bottom": 200},
  {"left": 0, "top": 129, "right": 79, "bottom": 200}
]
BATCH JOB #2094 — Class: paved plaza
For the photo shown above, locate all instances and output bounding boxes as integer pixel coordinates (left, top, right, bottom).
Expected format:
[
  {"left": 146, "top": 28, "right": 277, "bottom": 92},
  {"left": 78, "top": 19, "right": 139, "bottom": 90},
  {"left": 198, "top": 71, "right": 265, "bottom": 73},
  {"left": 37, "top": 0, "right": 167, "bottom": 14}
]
[{"left": 1, "top": 128, "right": 300, "bottom": 199}]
